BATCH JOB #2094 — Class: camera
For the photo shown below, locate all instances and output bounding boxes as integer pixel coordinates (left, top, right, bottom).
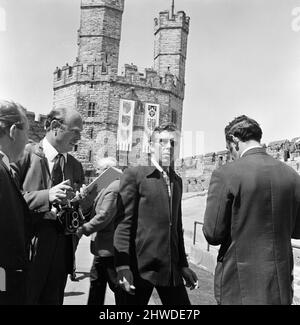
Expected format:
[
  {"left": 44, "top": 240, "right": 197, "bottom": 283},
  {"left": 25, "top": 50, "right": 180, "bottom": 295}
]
[{"left": 56, "top": 202, "right": 85, "bottom": 235}]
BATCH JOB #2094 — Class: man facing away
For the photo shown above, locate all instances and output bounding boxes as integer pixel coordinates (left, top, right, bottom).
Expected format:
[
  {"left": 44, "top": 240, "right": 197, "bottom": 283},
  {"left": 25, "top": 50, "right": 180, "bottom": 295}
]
[
  {"left": 76, "top": 156, "right": 122, "bottom": 305},
  {"left": 203, "top": 115, "right": 300, "bottom": 305},
  {"left": 0, "top": 100, "right": 31, "bottom": 305},
  {"left": 114, "top": 123, "right": 198, "bottom": 305},
  {"left": 13, "top": 107, "right": 92, "bottom": 305}
]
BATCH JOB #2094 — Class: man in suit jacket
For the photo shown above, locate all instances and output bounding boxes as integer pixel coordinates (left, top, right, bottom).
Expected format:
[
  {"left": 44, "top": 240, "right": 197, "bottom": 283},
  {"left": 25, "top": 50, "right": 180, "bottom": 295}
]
[
  {"left": 76, "top": 157, "right": 122, "bottom": 305},
  {"left": 114, "top": 123, "right": 198, "bottom": 305},
  {"left": 0, "top": 100, "right": 31, "bottom": 305},
  {"left": 13, "top": 107, "right": 91, "bottom": 305},
  {"left": 203, "top": 115, "right": 300, "bottom": 305}
]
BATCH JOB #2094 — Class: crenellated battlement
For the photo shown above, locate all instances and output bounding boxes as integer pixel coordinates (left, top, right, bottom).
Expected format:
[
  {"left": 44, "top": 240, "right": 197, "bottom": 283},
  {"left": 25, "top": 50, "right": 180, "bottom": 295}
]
[
  {"left": 154, "top": 10, "right": 190, "bottom": 35},
  {"left": 117, "top": 64, "right": 183, "bottom": 96},
  {"left": 53, "top": 60, "right": 114, "bottom": 87},
  {"left": 80, "top": 0, "right": 124, "bottom": 12},
  {"left": 53, "top": 62, "right": 184, "bottom": 98},
  {"left": 26, "top": 110, "right": 47, "bottom": 124}
]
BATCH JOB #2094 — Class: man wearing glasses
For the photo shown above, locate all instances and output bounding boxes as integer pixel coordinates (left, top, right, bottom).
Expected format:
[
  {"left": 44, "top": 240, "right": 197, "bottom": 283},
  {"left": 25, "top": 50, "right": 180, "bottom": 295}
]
[
  {"left": 114, "top": 123, "right": 198, "bottom": 305},
  {"left": 0, "top": 100, "right": 31, "bottom": 305},
  {"left": 203, "top": 115, "right": 300, "bottom": 305},
  {"left": 13, "top": 107, "right": 90, "bottom": 305}
]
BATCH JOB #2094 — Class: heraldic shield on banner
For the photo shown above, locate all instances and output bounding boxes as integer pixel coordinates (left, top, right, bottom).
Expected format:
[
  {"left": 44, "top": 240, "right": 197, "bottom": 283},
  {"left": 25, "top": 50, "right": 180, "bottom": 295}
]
[
  {"left": 117, "top": 99, "right": 135, "bottom": 151},
  {"left": 142, "top": 103, "right": 160, "bottom": 153}
]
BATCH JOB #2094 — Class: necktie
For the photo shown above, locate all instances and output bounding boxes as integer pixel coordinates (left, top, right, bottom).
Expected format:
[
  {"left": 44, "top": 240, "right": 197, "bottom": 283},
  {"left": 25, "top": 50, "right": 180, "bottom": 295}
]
[
  {"left": 51, "top": 153, "right": 65, "bottom": 186},
  {"left": 162, "top": 169, "right": 171, "bottom": 198}
]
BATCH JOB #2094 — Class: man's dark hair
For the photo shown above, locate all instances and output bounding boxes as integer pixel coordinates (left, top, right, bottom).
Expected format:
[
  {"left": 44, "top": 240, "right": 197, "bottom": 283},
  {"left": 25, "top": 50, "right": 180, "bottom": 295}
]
[
  {"left": 0, "top": 100, "right": 27, "bottom": 137},
  {"left": 150, "top": 122, "right": 178, "bottom": 143},
  {"left": 225, "top": 115, "right": 262, "bottom": 143},
  {"left": 44, "top": 107, "right": 68, "bottom": 131}
]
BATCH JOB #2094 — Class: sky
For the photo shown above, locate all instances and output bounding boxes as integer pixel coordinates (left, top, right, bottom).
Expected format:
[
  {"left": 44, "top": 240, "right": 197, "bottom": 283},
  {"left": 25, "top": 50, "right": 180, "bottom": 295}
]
[{"left": 0, "top": 0, "right": 300, "bottom": 155}]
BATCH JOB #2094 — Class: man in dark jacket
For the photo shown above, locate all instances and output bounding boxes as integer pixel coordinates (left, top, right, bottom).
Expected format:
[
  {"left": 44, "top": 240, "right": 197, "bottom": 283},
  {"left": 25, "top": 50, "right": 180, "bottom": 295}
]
[
  {"left": 114, "top": 123, "right": 198, "bottom": 305},
  {"left": 203, "top": 115, "right": 300, "bottom": 305},
  {"left": 0, "top": 100, "right": 31, "bottom": 305},
  {"left": 76, "top": 157, "right": 122, "bottom": 305},
  {"left": 13, "top": 107, "right": 92, "bottom": 305}
]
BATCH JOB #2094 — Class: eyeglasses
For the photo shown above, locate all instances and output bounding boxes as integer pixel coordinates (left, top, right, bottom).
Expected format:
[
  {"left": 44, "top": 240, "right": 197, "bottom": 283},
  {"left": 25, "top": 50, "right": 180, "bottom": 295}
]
[{"left": 14, "top": 121, "right": 25, "bottom": 130}]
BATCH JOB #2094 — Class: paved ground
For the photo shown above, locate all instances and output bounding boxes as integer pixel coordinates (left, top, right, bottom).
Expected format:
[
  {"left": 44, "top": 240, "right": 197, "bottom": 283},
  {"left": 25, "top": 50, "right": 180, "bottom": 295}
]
[{"left": 63, "top": 234, "right": 215, "bottom": 305}]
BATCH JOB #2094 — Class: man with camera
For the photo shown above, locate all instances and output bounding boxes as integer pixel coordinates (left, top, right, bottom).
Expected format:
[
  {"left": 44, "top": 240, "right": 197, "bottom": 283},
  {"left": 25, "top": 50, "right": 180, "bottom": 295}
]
[{"left": 13, "top": 107, "right": 92, "bottom": 305}]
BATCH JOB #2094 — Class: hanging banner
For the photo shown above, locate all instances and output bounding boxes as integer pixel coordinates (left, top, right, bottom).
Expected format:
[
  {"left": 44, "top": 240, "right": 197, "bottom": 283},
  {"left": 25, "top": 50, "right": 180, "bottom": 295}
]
[
  {"left": 142, "top": 103, "right": 160, "bottom": 153},
  {"left": 117, "top": 99, "right": 135, "bottom": 151}
]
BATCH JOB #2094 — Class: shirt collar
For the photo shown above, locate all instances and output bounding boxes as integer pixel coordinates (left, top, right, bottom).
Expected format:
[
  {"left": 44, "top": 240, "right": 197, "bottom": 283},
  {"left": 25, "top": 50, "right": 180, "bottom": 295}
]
[
  {"left": 240, "top": 145, "right": 262, "bottom": 158},
  {"left": 151, "top": 157, "right": 168, "bottom": 173},
  {"left": 0, "top": 150, "right": 11, "bottom": 170},
  {"left": 42, "top": 137, "right": 67, "bottom": 162}
]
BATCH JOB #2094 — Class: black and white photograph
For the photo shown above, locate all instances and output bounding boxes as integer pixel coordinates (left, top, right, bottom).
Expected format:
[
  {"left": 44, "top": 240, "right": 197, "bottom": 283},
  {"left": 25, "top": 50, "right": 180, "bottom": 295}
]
[{"left": 0, "top": 0, "right": 300, "bottom": 311}]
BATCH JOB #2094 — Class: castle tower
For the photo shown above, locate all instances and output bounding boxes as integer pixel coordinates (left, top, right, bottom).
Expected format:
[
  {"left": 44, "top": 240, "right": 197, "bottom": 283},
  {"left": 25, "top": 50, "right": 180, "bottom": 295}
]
[
  {"left": 53, "top": 0, "right": 190, "bottom": 172},
  {"left": 154, "top": 1, "right": 190, "bottom": 94},
  {"left": 78, "top": 0, "right": 125, "bottom": 74}
]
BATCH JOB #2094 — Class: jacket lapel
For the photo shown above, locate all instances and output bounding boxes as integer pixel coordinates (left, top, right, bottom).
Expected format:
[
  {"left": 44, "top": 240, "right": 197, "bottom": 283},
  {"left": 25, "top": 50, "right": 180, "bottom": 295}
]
[
  {"left": 0, "top": 159, "right": 28, "bottom": 204},
  {"left": 34, "top": 141, "right": 51, "bottom": 188}
]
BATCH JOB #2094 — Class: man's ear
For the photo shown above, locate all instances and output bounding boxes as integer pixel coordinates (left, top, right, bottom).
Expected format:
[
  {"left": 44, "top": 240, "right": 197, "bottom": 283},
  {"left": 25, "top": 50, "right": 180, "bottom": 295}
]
[
  {"left": 9, "top": 124, "right": 17, "bottom": 141},
  {"left": 50, "top": 119, "right": 61, "bottom": 132},
  {"left": 231, "top": 135, "right": 239, "bottom": 145}
]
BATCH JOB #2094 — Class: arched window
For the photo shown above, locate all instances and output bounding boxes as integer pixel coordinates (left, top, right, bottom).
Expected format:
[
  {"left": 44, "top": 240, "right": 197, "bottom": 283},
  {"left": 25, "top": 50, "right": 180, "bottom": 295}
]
[
  {"left": 88, "top": 150, "right": 92, "bottom": 162},
  {"left": 90, "top": 128, "right": 94, "bottom": 139}
]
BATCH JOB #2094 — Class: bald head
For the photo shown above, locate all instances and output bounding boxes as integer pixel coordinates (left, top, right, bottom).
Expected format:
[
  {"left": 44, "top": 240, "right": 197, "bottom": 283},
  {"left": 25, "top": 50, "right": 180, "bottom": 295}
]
[
  {"left": 45, "top": 107, "right": 81, "bottom": 131},
  {"left": 45, "top": 107, "right": 83, "bottom": 153}
]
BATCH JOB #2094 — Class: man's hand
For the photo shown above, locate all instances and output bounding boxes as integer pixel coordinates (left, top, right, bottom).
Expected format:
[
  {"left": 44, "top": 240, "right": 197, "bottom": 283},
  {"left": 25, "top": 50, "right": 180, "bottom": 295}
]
[
  {"left": 75, "top": 226, "right": 83, "bottom": 239},
  {"left": 49, "top": 180, "right": 73, "bottom": 205},
  {"left": 181, "top": 267, "right": 199, "bottom": 290},
  {"left": 117, "top": 269, "right": 135, "bottom": 295},
  {"left": 74, "top": 184, "right": 98, "bottom": 212}
]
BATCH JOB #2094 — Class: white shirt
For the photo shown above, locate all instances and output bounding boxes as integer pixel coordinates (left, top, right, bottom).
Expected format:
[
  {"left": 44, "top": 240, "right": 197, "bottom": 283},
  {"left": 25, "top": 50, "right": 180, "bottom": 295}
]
[
  {"left": 240, "top": 145, "right": 262, "bottom": 158},
  {"left": 151, "top": 157, "right": 165, "bottom": 173},
  {"left": 0, "top": 150, "right": 11, "bottom": 170},
  {"left": 42, "top": 138, "right": 68, "bottom": 220},
  {"left": 42, "top": 137, "right": 67, "bottom": 174},
  {"left": 151, "top": 157, "right": 171, "bottom": 197}
]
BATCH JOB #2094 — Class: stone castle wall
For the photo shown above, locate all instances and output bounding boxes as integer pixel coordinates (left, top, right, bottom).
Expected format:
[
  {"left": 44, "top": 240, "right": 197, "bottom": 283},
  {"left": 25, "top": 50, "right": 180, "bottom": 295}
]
[{"left": 26, "top": 111, "right": 46, "bottom": 143}]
